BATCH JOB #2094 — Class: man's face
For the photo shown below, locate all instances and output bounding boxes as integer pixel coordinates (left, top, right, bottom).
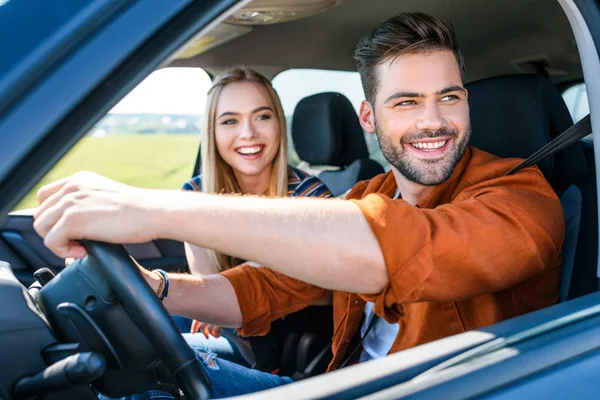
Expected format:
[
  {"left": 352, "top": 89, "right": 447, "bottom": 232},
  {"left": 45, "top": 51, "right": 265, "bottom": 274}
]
[{"left": 359, "top": 50, "right": 471, "bottom": 186}]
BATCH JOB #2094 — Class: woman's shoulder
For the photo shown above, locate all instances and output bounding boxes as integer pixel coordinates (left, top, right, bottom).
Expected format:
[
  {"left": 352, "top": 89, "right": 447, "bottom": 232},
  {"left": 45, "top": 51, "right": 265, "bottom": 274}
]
[
  {"left": 182, "top": 175, "right": 202, "bottom": 192},
  {"left": 287, "top": 166, "right": 332, "bottom": 198}
]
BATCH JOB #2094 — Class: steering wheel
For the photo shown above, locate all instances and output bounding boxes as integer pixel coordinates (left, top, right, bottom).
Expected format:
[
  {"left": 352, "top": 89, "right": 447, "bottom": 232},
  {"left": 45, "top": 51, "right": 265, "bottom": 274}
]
[{"left": 83, "top": 241, "right": 212, "bottom": 399}]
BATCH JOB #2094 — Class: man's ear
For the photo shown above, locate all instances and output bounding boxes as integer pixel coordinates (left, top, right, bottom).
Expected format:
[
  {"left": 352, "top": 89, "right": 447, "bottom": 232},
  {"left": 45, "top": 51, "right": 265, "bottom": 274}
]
[{"left": 359, "top": 100, "right": 376, "bottom": 134}]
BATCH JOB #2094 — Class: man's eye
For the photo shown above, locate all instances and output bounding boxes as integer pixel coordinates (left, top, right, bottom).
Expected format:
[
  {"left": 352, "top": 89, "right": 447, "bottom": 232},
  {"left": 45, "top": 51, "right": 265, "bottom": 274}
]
[
  {"left": 396, "top": 100, "right": 416, "bottom": 107},
  {"left": 440, "top": 95, "right": 459, "bottom": 102}
]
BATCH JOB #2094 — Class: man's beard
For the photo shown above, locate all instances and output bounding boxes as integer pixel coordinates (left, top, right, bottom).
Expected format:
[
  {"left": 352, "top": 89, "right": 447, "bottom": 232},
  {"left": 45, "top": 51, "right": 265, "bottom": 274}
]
[{"left": 375, "top": 123, "right": 471, "bottom": 186}]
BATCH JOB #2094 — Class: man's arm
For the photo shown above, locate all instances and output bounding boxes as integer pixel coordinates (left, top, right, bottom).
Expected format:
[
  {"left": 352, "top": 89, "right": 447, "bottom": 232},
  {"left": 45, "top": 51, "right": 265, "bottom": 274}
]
[
  {"left": 140, "top": 263, "right": 328, "bottom": 336},
  {"left": 141, "top": 270, "right": 243, "bottom": 327},
  {"left": 184, "top": 243, "right": 220, "bottom": 276},
  {"left": 33, "top": 186, "right": 388, "bottom": 294},
  {"left": 163, "top": 193, "right": 387, "bottom": 293}
]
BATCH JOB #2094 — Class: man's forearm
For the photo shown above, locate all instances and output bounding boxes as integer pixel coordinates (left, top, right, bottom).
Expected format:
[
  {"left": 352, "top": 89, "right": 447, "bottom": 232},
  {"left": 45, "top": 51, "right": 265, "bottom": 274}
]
[
  {"left": 184, "top": 243, "right": 220, "bottom": 276},
  {"left": 156, "top": 192, "right": 387, "bottom": 294},
  {"left": 143, "top": 269, "right": 242, "bottom": 327}
]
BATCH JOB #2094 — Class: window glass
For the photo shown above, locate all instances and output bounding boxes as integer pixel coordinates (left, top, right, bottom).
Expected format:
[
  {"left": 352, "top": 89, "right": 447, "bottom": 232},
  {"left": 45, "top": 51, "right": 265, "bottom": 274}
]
[
  {"left": 272, "top": 68, "right": 389, "bottom": 169},
  {"left": 563, "top": 82, "right": 592, "bottom": 142},
  {"left": 14, "top": 67, "right": 210, "bottom": 210},
  {"left": 562, "top": 82, "right": 589, "bottom": 123},
  {"left": 562, "top": 83, "right": 591, "bottom": 141}
]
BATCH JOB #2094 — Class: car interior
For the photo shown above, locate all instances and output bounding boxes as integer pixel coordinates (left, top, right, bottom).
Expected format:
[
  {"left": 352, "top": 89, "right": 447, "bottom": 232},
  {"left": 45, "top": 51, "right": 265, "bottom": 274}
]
[
  {"left": 291, "top": 92, "right": 385, "bottom": 196},
  {"left": 0, "top": 0, "right": 598, "bottom": 398}
]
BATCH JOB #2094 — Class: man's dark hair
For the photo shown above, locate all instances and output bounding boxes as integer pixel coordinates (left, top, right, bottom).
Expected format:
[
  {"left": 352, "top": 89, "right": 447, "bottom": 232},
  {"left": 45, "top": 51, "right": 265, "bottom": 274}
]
[{"left": 354, "top": 12, "right": 465, "bottom": 103}]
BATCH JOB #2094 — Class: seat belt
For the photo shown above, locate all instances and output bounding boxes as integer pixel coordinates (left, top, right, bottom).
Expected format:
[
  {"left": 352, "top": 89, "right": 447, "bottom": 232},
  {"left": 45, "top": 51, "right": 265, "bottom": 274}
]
[
  {"left": 506, "top": 114, "right": 592, "bottom": 176},
  {"left": 338, "top": 314, "right": 379, "bottom": 369}
]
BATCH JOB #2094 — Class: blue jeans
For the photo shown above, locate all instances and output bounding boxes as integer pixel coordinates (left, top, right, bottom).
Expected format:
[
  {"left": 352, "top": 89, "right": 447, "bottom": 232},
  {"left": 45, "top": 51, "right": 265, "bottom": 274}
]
[
  {"left": 98, "top": 345, "right": 293, "bottom": 399},
  {"left": 183, "top": 331, "right": 255, "bottom": 367},
  {"left": 171, "top": 315, "right": 254, "bottom": 367}
]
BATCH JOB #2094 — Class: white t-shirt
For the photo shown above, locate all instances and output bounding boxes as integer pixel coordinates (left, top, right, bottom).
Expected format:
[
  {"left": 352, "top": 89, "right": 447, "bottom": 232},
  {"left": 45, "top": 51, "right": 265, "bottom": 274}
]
[
  {"left": 359, "top": 302, "right": 400, "bottom": 362},
  {"left": 359, "top": 187, "right": 401, "bottom": 362}
]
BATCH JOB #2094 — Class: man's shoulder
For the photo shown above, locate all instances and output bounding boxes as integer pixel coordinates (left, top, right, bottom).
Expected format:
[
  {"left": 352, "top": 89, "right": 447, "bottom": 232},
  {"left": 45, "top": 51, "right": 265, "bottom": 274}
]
[
  {"left": 463, "top": 147, "right": 543, "bottom": 181},
  {"left": 460, "top": 147, "right": 548, "bottom": 189},
  {"left": 467, "top": 146, "right": 518, "bottom": 167}
]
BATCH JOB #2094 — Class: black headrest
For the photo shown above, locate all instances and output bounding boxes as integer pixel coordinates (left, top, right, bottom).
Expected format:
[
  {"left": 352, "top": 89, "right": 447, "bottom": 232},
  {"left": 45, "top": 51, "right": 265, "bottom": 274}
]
[
  {"left": 467, "top": 74, "right": 586, "bottom": 186},
  {"left": 292, "top": 92, "right": 369, "bottom": 167}
]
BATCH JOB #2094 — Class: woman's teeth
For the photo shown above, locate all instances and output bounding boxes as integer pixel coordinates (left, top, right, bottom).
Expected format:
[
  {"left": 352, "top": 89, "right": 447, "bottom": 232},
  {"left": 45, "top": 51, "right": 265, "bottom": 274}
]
[
  {"left": 237, "top": 146, "right": 263, "bottom": 155},
  {"left": 410, "top": 140, "right": 447, "bottom": 150}
]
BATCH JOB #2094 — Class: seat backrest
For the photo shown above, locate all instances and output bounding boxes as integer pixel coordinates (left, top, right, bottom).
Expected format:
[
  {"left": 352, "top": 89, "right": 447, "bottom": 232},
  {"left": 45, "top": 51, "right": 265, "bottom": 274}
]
[
  {"left": 292, "top": 92, "right": 384, "bottom": 196},
  {"left": 466, "top": 74, "right": 594, "bottom": 302},
  {"left": 467, "top": 74, "right": 587, "bottom": 190}
]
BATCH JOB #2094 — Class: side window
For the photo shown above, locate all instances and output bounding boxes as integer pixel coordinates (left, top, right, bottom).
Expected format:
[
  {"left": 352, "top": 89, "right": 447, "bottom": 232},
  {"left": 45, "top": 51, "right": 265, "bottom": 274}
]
[
  {"left": 562, "top": 83, "right": 591, "bottom": 141},
  {"left": 272, "top": 69, "right": 389, "bottom": 169},
  {"left": 14, "top": 67, "right": 211, "bottom": 210}
]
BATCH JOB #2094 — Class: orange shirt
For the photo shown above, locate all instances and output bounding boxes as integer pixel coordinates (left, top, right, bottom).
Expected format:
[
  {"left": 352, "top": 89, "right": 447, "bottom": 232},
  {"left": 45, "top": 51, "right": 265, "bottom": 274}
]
[{"left": 222, "top": 147, "right": 564, "bottom": 371}]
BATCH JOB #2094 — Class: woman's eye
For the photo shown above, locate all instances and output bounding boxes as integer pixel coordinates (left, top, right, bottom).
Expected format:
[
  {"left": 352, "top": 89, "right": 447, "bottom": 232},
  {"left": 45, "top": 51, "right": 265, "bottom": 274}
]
[
  {"left": 256, "top": 114, "right": 271, "bottom": 121},
  {"left": 221, "top": 119, "right": 237, "bottom": 125}
]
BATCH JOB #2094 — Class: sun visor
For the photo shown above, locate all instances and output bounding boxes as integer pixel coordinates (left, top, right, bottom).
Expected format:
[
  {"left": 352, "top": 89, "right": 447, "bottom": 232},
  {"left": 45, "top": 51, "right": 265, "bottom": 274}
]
[
  {"left": 226, "top": 0, "right": 343, "bottom": 25},
  {"left": 175, "top": 23, "right": 252, "bottom": 60}
]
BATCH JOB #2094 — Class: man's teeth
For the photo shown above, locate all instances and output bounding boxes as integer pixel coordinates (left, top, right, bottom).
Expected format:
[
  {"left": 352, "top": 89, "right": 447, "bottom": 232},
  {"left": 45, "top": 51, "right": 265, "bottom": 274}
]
[
  {"left": 411, "top": 140, "right": 447, "bottom": 150},
  {"left": 237, "top": 146, "right": 262, "bottom": 155}
]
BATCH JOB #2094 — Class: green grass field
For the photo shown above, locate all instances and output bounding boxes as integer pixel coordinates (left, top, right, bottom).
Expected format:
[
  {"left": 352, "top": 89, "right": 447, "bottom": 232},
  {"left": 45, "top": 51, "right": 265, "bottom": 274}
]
[{"left": 15, "top": 134, "right": 201, "bottom": 210}]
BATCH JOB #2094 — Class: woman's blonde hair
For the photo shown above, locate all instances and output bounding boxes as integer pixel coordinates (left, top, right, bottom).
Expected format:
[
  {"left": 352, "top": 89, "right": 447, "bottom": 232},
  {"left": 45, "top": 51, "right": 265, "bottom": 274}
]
[{"left": 200, "top": 67, "right": 288, "bottom": 271}]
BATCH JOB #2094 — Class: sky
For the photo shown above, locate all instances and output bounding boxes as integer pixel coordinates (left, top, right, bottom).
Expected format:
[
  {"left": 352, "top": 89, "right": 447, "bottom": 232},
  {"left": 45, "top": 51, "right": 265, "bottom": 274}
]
[
  {"left": 109, "top": 67, "right": 367, "bottom": 116},
  {"left": 110, "top": 68, "right": 212, "bottom": 115}
]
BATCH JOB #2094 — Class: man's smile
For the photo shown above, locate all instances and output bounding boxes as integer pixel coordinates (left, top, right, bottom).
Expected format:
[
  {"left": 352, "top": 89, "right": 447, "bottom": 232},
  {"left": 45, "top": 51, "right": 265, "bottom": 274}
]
[{"left": 407, "top": 137, "right": 453, "bottom": 158}]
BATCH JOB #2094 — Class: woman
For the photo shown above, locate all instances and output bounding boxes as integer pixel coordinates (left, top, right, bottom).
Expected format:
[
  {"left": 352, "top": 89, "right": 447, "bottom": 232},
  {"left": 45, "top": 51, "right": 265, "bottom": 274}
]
[{"left": 177, "top": 67, "right": 332, "bottom": 371}]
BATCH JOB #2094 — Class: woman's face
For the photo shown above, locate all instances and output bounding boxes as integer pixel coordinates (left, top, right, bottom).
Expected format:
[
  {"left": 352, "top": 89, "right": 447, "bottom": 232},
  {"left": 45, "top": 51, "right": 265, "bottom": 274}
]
[{"left": 214, "top": 81, "right": 281, "bottom": 182}]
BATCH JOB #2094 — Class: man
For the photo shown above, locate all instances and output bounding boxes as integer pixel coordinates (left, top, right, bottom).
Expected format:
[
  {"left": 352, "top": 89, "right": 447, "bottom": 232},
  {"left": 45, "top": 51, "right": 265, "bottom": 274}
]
[{"left": 33, "top": 12, "right": 563, "bottom": 398}]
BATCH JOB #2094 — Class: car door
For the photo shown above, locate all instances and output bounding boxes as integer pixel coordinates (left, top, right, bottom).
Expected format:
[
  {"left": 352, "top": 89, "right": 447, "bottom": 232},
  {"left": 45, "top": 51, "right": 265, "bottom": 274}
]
[
  {"left": 0, "top": 0, "right": 234, "bottom": 287},
  {"left": 0, "top": 65, "right": 215, "bottom": 287}
]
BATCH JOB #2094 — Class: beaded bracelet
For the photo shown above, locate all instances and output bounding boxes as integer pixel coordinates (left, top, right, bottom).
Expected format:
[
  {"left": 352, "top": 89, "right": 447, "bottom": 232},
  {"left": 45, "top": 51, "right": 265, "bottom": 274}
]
[
  {"left": 153, "top": 269, "right": 169, "bottom": 301},
  {"left": 154, "top": 271, "right": 165, "bottom": 298}
]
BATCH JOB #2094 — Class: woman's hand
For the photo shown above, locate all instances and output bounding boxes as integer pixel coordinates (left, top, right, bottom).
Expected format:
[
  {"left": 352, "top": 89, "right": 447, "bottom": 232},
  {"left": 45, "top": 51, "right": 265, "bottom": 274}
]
[{"left": 191, "top": 319, "right": 222, "bottom": 339}]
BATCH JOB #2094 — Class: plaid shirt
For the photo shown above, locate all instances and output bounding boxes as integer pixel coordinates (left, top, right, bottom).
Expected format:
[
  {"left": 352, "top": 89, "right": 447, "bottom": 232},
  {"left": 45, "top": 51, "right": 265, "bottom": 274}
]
[{"left": 182, "top": 166, "right": 332, "bottom": 198}]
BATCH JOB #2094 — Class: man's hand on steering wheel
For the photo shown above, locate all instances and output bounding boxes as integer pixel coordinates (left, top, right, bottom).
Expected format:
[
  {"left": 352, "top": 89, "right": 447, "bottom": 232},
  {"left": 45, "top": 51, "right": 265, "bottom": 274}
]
[{"left": 33, "top": 176, "right": 166, "bottom": 259}]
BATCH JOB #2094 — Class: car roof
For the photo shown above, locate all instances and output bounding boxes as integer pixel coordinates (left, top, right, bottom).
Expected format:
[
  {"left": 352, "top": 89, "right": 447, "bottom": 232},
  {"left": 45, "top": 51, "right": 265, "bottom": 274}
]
[{"left": 169, "top": 0, "right": 582, "bottom": 84}]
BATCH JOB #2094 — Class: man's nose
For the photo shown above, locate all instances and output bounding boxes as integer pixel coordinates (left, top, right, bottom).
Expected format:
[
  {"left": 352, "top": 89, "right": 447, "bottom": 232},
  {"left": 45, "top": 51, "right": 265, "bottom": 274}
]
[{"left": 415, "top": 103, "right": 445, "bottom": 132}]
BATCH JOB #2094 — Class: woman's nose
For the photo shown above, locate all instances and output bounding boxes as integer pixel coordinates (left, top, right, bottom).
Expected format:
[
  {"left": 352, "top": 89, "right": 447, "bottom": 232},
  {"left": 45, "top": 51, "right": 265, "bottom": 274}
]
[{"left": 238, "top": 119, "right": 258, "bottom": 139}]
